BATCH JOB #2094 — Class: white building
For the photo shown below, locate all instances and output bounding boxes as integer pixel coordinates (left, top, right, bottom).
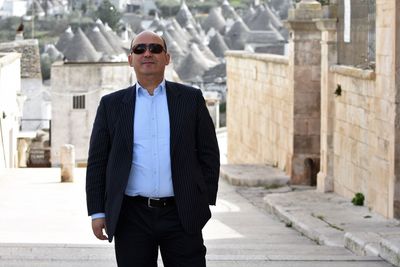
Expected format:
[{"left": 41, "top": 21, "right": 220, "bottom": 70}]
[
  {"left": 0, "top": 0, "right": 28, "bottom": 17},
  {"left": 50, "top": 61, "right": 133, "bottom": 165},
  {"left": 0, "top": 39, "right": 49, "bottom": 132},
  {"left": 0, "top": 52, "right": 23, "bottom": 169}
]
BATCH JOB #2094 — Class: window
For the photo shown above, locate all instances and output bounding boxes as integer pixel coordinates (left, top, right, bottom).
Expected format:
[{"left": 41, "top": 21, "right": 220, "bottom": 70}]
[{"left": 73, "top": 95, "right": 85, "bottom": 109}]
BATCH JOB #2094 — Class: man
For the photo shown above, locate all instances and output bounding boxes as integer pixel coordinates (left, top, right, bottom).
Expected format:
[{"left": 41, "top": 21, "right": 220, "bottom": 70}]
[{"left": 86, "top": 30, "right": 220, "bottom": 267}]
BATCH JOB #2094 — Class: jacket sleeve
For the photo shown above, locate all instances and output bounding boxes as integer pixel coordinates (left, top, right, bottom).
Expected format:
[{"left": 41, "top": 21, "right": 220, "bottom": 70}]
[
  {"left": 195, "top": 90, "right": 220, "bottom": 205},
  {"left": 86, "top": 97, "right": 111, "bottom": 215}
]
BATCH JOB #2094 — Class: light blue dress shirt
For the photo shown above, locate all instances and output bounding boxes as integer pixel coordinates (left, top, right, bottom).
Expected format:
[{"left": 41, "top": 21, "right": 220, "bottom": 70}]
[
  {"left": 125, "top": 80, "right": 173, "bottom": 197},
  {"left": 91, "top": 80, "right": 173, "bottom": 220}
]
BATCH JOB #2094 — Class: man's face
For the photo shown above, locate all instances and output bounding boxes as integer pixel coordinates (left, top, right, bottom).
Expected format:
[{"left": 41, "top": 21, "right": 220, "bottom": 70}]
[{"left": 128, "top": 32, "right": 170, "bottom": 79}]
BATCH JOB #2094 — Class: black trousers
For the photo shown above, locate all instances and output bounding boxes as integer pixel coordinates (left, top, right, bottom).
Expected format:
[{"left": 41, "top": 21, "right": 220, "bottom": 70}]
[{"left": 114, "top": 196, "right": 207, "bottom": 267}]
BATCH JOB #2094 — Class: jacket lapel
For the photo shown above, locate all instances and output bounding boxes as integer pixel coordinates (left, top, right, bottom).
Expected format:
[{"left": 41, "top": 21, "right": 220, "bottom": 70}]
[
  {"left": 166, "top": 81, "right": 183, "bottom": 157},
  {"left": 121, "top": 85, "right": 136, "bottom": 157}
]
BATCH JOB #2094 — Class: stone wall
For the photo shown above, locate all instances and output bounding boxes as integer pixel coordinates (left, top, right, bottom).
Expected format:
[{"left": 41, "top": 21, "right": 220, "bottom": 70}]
[
  {"left": 329, "top": 66, "right": 380, "bottom": 209},
  {"left": 328, "top": 0, "right": 400, "bottom": 219},
  {"left": 50, "top": 61, "right": 133, "bottom": 165},
  {"left": 226, "top": 52, "right": 292, "bottom": 172},
  {"left": 0, "top": 39, "right": 41, "bottom": 79},
  {"left": 226, "top": 1, "right": 400, "bottom": 219}
]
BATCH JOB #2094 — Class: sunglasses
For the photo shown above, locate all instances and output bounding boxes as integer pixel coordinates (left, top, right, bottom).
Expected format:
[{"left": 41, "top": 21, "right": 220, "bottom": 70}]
[{"left": 131, "top": 43, "right": 166, "bottom": 55}]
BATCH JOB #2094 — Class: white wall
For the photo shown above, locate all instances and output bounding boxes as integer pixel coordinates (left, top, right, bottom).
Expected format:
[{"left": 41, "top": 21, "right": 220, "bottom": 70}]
[
  {"left": 0, "top": 53, "right": 22, "bottom": 169},
  {"left": 1, "top": 0, "right": 28, "bottom": 17},
  {"left": 50, "top": 61, "right": 133, "bottom": 166}
]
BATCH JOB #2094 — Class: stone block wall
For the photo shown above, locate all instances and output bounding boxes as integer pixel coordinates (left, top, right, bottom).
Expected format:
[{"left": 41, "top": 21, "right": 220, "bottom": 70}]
[
  {"left": 0, "top": 39, "right": 41, "bottom": 79},
  {"left": 226, "top": 51, "right": 292, "bottom": 172},
  {"left": 225, "top": 0, "right": 400, "bottom": 219},
  {"left": 328, "top": 66, "right": 379, "bottom": 207},
  {"left": 318, "top": 0, "right": 400, "bottom": 218}
]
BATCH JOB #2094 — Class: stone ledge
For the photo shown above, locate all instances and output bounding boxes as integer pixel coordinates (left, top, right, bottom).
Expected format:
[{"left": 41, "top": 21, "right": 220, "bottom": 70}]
[
  {"left": 220, "top": 164, "right": 289, "bottom": 187},
  {"left": 0, "top": 52, "right": 21, "bottom": 67},
  {"left": 330, "top": 65, "right": 376, "bottom": 80},
  {"left": 225, "top": 51, "right": 289, "bottom": 65},
  {"left": 344, "top": 232, "right": 381, "bottom": 257},
  {"left": 380, "top": 237, "right": 400, "bottom": 267}
]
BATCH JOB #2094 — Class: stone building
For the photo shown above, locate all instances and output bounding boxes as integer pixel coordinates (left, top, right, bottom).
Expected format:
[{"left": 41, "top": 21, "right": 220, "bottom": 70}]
[
  {"left": 0, "top": 39, "right": 49, "bottom": 131},
  {"left": 0, "top": 53, "right": 23, "bottom": 169},
  {"left": 226, "top": 0, "right": 400, "bottom": 219},
  {"left": 50, "top": 61, "right": 133, "bottom": 166}
]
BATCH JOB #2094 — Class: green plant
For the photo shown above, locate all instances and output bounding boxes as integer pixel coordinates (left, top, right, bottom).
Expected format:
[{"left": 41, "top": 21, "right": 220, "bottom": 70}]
[
  {"left": 334, "top": 84, "right": 342, "bottom": 96},
  {"left": 352, "top": 192, "right": 365, "bottom": 206},
  {"left": 95, "top": 0, "right": 122, "bottom": 30}
]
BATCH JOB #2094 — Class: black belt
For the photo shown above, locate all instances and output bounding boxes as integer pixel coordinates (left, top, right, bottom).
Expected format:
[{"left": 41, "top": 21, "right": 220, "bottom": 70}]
[{"left": 125, "top": 195, "right": 175, "bottom": 208}]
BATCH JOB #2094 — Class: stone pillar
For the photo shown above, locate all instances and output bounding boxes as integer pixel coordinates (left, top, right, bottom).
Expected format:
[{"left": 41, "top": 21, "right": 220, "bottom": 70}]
[
  {"left": 204, "top": 91, "right": 220, "bottom": 129},
  {"left": 17, "top": 138, "right": 29, "bottom": 167},
  {"left": 316, "top": 18, "right": 337, "bottom": 192},
  {"left": 285, "top": 0, "right": 322, "bottom": 185},
  {"left": 60, "top": 144, "right": 75, "bottom": 182}
]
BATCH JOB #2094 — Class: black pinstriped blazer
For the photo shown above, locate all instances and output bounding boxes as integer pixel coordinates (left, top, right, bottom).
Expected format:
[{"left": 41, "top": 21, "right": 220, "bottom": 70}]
[{"left": 86, "top": 81, "right": 220, "bottom": 242}]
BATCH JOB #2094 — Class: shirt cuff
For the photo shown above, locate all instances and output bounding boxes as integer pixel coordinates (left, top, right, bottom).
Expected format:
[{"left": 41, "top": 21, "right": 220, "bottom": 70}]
[{"left": 91, "top": 213, "right": 105, "bottom": 220}]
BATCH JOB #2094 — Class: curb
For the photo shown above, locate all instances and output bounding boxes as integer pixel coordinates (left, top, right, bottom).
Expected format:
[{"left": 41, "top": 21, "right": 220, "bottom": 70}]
[
  {"left": 263, "top": 195, "right": 343, "bottom": 247},
  {"left": 380, "top": 238, "right": 400, "bottom": 267},
  {"left": 344, "top": 232, "right": 380, "bottom": 257}
]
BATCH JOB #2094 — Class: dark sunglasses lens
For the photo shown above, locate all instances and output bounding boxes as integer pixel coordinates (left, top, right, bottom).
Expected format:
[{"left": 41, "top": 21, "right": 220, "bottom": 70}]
[
  {"left": 132, "top": 44, "right": 146, "bottom": 54},
  {"left": 149, "top": 44, "right": 164, "bottom": 54}
]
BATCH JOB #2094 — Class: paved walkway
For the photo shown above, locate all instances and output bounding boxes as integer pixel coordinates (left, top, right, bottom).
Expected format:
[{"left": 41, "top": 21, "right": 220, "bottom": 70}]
[
  {"left": 0, "top": 169, "right": 393, "bottom": 267},
  {"left": 0, "top": 129, "right": 396, "bottom": 266}
]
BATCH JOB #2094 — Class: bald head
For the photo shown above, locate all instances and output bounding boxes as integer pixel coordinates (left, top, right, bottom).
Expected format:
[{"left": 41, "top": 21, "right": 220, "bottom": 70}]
[{"left": 130, "top": 31, "right": 167, "bottom": 53}]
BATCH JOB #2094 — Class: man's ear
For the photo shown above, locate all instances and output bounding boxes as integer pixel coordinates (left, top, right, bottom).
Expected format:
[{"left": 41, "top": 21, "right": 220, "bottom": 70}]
[
  {"left": 128, "top": 54, "right": 133, "bottom": 66},
  {"left": 165, "top": 53, "right": 170, "bottom": 66}
]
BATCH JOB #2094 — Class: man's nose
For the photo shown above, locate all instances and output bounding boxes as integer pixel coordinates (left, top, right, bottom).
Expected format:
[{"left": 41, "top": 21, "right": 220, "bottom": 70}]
[{"left": 143, "top": 49, "right": 152, "bottom": 57}]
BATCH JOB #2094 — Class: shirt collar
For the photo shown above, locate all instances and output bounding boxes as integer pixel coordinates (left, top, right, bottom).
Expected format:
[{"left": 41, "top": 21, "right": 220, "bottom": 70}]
[{"left": 135, "top": 80, "right": 166, "bottom": 97}]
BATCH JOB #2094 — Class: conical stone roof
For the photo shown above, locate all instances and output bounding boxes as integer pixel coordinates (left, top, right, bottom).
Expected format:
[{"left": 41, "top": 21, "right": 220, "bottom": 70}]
[
  {"left": 86, "top": 26, "right": 116, "bottom": 58},
  {"left": 243, "top": 6, "right": 256, "bottom": 24},
  {"left": 202, "top": 62, "right": 226, "bottom": 83},
  {"left": 202, "top": 7, "right": 226, "bottom": 33},
  {"left": 96, "top": 21, "right": 126, "bottom": 55},
  {"left": 166, "top": 23, "right": 189, "bottom": 51},
  {"left": 246, "top": 4, "right": 282, "bottom": 31},
  {"left": 208, "top": 32, "right": 229, "bottom": 58},
  {"left": 221, "top": 0, "right": 238, "bottom": 19},
  {"left": 269, "top": 0, "right": 292, "bottom": 19},
  {"left": 225, "top": 18, "right": 250, "bottom": 50},
  {"left": 175, "top": 52, "right": 209, "bottom": 82},
  {"left": 171, "top": 19, "right": 191, "bottom": 42},
  {"left": 63, "top": 27, "right": 100, "bottom": 62},
  {"left": 191, "top": 43, "right": 218, "bottom": 69},
  {"left": 198, "top": 43, "right": 219, "bottom": 65},
  {"left": 44, "top": 44, "right": 63, "bottom": 61},
  {"left": 176, "top": 0, "right": 197, "bottom": 28},
  {"left": 55, "top": 26, "right": 73, "bottom": 53}
]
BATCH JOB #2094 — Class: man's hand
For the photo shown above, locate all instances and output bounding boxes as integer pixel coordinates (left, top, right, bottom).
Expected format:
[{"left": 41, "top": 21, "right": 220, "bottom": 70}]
[{"left": 92, "top": 218, "right": 108, "bottom": 240}]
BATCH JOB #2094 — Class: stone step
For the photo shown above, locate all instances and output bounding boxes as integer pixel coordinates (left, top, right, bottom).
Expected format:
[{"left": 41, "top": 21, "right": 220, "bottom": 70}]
[{"left": 220, "top": 164, "right": 290, "bottom": 187}]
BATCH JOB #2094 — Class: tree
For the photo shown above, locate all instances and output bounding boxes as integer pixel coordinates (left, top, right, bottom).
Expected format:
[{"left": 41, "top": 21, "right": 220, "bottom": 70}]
[{"left": 95, "top": 0, "right": 122, "bottom": 30}]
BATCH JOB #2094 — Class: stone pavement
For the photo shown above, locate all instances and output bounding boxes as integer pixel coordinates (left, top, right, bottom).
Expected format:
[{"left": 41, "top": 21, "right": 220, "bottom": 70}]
[
  {"left": 0, "top": 168, "right": 394, "bottom": 267},
  {"left": 221, "top": 163, "right": 400, "bottom": 267},
  {"left": 0, "top": 129, "right": 396, "bottom": 266}
]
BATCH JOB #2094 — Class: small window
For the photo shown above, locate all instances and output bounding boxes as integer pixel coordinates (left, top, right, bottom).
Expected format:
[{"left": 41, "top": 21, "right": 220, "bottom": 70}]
[{"left": 73, "top": 95, "right": 85, "bottom": 109}]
